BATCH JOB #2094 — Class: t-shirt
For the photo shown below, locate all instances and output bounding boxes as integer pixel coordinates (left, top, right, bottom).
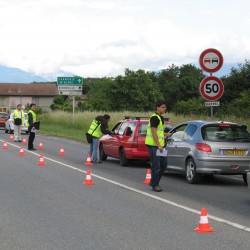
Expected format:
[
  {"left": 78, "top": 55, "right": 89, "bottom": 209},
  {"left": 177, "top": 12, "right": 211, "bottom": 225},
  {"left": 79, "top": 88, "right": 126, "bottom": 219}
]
[{"left": 150, "top": 113, "right": 164, "bottom": 128}]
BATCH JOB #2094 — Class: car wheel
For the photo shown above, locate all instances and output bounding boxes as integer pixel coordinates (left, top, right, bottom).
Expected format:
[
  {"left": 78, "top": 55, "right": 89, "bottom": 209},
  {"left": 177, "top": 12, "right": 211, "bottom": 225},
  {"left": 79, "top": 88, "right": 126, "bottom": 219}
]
[
  {"left": 243, "top": 174, "right": 248, "bottom": 185},
  {"left": 185, "top": 158, "right": 202, "bottom": 184},
  {"left": 5, "top": 128, "right": 9, "bottom": 133},
  {"left": 99, "top": 143, "right": 107, "bottom": 161},
  {"left": 25, "top": 131, "right": 29, "bottom": 134},
  {"left": 119, "top": 148, "right": 129, "bottom": 166}
]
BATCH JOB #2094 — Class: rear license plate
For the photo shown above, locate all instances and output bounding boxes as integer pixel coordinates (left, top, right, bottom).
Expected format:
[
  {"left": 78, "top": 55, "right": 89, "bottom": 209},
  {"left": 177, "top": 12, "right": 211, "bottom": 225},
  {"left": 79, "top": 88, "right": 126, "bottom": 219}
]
[{"left": 225, "top": 150, "right": 245, "bottom": 155}]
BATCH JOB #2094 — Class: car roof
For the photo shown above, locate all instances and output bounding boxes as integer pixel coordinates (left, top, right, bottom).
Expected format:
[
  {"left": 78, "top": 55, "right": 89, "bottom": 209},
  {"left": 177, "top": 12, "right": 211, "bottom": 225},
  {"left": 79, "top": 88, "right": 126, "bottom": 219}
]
[{"left": 177, "top": 120, "right": 239, "bottom": 126}]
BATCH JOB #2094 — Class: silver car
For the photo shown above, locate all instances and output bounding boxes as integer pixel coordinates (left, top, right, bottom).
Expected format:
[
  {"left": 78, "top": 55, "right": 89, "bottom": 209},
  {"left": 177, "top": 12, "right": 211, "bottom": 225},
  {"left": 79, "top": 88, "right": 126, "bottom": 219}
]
[{"left": 166, "top": 121, "right": 250, "bottom": 184}]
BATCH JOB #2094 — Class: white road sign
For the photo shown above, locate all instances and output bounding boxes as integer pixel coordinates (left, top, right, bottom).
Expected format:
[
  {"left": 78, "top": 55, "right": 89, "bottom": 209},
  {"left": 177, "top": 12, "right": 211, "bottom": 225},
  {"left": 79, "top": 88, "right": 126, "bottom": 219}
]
[
  {"left": 58, "top": 86, "right": 82, "bottom": 91},
  {"left": 205, "top": 101, "right": 220, "bottom": 107},
  {"left": 58, "top": 91, "right": 82, "bottom": 96}
]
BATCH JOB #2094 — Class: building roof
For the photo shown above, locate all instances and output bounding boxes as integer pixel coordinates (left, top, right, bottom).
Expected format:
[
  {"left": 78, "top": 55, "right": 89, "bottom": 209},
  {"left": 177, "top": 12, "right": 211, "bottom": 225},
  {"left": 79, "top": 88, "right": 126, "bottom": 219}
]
[{"left": 0, "top": 83, "right": 58, "bottom": 96}]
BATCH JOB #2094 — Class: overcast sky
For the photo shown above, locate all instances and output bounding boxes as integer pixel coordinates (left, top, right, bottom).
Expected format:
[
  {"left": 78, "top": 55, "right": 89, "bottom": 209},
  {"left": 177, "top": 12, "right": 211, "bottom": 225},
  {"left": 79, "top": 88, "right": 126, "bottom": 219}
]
[{"left": 0, "top": 0, "right": 249, "bottom": 77}]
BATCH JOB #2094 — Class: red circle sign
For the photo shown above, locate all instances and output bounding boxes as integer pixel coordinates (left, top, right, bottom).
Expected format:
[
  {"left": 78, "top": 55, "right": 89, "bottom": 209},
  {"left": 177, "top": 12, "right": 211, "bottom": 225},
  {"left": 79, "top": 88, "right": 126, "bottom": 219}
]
[
  {"left": 200, "top": 76, "right": 224, "bottom": 101},
  {"left": 199, "top": 48, "right": 223, "bottom": 73}
]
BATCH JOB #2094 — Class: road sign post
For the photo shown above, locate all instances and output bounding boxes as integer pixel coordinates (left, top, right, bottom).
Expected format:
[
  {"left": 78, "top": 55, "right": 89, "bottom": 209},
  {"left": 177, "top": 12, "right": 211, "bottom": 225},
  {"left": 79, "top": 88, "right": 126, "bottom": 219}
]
[
  {"left": 57, "top": 77, "right": 83, "bottom": 125},
  {"left": 199, "top": 49, "right": 224, "bottom": 118}
]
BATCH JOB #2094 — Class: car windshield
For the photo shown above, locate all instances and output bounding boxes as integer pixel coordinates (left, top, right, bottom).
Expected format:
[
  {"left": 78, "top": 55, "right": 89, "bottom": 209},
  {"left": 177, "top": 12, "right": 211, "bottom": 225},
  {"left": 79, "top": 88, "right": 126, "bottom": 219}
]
[{"left": 202, "top": 124, "right": 250, "bottom": 142}]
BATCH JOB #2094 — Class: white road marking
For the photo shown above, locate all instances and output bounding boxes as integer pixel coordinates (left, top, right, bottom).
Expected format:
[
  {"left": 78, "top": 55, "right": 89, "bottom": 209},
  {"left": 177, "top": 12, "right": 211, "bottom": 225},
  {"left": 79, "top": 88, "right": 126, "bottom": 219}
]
[{"left": 2, "top": 139, "right": 250, "bottom": 233}]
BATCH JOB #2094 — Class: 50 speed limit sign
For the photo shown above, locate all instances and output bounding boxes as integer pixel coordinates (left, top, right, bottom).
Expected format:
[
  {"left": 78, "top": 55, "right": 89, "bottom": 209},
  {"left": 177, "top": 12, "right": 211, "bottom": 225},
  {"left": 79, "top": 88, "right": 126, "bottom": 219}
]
[{"left": 200, "top": 76, "right": 224, "bottom": 101}]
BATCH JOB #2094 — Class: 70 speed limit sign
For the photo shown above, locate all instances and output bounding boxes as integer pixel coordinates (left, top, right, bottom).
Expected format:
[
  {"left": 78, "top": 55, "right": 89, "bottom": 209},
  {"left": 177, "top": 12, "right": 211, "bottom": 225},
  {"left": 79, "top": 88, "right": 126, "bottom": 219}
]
[{"left": 200, "top": 76, "right": 224, "bottom": 101}]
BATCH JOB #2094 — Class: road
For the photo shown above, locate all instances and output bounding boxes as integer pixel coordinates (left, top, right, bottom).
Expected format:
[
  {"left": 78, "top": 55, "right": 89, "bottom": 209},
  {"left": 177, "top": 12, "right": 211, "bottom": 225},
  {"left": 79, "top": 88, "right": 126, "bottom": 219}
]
[{"left": 0, "top": 131, "right": 249, "bottom": 250}]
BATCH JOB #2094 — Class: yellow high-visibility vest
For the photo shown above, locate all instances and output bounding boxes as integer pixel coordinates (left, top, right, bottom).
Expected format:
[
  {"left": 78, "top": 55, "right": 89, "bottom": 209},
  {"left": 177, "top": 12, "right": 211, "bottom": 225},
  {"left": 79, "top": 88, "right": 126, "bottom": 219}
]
[
  {"left": 13, "top": 109, "right": 25, "bottom": 124},
  {"left": 87, "top": 119, "right": 102, "bottom": 138},
  {"left": 27, "top": 110, "right": 36, "bottom": 127},
  {"left": 145, "top": 113, "right": 164, "bottom": 146}
]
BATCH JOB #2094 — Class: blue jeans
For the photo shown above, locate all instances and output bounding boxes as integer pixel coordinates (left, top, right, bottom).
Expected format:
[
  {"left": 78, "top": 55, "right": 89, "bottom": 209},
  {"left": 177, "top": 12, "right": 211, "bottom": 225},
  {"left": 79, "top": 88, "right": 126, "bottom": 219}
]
[
  {"left": 88, "top": 137, "right": 100, "bottom": 163},
  {"left": 147, "top": 146, "right": 167, "bottom": 187}
]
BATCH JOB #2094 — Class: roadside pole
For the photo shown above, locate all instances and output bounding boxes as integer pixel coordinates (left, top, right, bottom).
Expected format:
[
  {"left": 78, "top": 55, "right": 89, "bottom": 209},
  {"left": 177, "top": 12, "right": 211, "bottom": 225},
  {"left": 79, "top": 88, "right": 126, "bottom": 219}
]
[{"left": 73, "top": 96, "right": 75, "bottom": 125}]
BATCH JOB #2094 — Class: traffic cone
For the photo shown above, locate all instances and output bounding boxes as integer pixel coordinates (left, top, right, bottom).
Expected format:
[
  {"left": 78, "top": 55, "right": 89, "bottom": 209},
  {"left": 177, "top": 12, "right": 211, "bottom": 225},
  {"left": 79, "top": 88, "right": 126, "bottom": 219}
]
[
  {"left": 85, "top": 154, "right": 93, "bottom": 166},
  {"left": 59, "top": 146, "right": 65, "bottom": 156},
  {"left": 19, "top": 147, "right": 25, "bottom": 156},
  {"left": 22, "top": 137, "right": 27, "bottom": 145},
  {"left": 83, "top": 170, "right": 94, "bottom": 185},
  {"left": 38, "top": 140, "right": 44, "bottom": 149},
  {"left": 194, "top": 208, "right": 214, "bottom": 233},
  {"left": 144, "top": 169, "right": 151, "bottom": 184},
  {"left": 37, "top": 154, "right": 46, "bottom": 166},
  {"left": 9, "top": 134, "right": 14, "bottom": 141},
  {"left": 2, "top": 141, "right": 8, "bottom": 149}
]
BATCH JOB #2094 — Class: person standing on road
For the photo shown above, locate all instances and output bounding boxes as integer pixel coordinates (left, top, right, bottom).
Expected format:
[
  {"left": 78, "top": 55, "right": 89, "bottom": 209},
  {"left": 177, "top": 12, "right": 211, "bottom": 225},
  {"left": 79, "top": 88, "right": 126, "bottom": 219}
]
[
  {"left": 13, "top": 104, "right": 25, "bottom": 142},
  {"left": 27, "top": 103, "right": 37, "bottom": 150},
  {"left": 145, "top": 100, "right": 171, "bottom": 192},
  {"left": 87, "top": 114, "right": 112, "bottom": 164}
]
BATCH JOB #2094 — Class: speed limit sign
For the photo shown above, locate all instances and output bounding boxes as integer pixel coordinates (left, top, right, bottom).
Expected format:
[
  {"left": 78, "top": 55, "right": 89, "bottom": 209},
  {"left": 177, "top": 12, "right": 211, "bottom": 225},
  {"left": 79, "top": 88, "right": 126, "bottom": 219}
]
[{"left": 200, "top": 76, "right": 224, "bottom": 101}]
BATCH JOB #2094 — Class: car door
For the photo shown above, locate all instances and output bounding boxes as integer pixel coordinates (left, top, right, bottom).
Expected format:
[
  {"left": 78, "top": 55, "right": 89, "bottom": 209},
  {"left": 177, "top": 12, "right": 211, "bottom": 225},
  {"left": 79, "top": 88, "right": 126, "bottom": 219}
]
[
  {"left": 111, "top": 121, "right": 129, "bottom": 157},
  {"left": 103, "top": 122, "right": 122, "bottom": 156},
  {"left": 167, "top": 124, "right": 188, "bottom": 171}
]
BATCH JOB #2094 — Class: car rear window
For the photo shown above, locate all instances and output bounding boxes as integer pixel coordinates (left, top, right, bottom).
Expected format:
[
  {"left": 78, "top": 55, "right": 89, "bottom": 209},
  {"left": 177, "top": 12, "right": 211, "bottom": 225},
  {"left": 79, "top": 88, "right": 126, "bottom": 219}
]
[
  {"left": 0, "top": 113, "right": 8, "bottom": 118},
  {"left": 202, "top": 124, "right": 250, "bottom": 142}
]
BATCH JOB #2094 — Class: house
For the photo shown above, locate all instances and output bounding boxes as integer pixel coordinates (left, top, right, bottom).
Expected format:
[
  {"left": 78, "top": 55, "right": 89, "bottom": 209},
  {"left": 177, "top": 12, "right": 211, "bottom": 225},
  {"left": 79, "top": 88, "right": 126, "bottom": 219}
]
[{"left": 0, "top": 83, "right": 58, "bottom": 112}]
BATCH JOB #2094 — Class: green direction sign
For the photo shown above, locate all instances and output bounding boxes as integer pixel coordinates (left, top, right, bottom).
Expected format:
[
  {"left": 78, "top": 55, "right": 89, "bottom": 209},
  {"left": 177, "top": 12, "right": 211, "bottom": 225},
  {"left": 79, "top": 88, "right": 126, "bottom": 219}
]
[{"left": 57, "top": 77, "right": 83, "bottom": 85}]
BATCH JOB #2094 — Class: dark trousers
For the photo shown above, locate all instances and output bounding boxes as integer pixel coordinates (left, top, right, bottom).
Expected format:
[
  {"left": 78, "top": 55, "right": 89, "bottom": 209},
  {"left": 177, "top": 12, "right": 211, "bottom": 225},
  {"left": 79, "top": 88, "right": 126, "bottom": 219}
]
[
  {"left": 28, "top": 132, "right": 36, "bottom": 149},
  {"left": 147, "top": 146, "right": 167, "bottom": 187}
]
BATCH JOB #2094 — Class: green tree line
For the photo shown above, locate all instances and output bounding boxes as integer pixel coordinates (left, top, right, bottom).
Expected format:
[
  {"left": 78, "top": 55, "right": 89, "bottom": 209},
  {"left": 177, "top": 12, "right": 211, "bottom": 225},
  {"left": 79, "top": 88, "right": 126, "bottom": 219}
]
[{"left": 51, "top": 60, "right": 250, "bottom": 118}]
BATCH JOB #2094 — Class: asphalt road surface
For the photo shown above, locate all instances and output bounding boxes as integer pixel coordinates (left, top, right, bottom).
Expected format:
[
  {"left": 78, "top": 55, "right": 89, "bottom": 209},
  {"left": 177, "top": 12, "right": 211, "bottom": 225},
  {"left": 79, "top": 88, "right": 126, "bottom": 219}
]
[{"left": 0, "top": 131, "right": 249, "bottom": 250}]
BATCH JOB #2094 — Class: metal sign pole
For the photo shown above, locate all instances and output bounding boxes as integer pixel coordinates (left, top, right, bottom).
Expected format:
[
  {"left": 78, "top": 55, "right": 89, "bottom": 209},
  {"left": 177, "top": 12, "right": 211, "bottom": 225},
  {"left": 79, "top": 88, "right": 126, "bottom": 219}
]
[{"left": 73, "top": 96, "right": 75, "bottom": 125}]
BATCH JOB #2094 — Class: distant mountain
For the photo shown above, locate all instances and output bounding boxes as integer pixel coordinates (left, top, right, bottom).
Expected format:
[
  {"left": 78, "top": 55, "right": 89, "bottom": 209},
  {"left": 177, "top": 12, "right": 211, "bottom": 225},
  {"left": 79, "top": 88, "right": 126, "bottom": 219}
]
[{"left": 0, "top": 65, "right": 73, "bottom": 83}]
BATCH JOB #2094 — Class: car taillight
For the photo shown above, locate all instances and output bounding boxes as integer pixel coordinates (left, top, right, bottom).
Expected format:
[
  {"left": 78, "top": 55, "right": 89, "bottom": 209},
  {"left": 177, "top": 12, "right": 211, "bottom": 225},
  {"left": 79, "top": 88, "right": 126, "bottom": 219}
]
[
  {"left": 132, "top": 136, "right": 138, "bottom": 148},
  {"left": 195, "top": 143, "right": 212, "bottom": 152}
]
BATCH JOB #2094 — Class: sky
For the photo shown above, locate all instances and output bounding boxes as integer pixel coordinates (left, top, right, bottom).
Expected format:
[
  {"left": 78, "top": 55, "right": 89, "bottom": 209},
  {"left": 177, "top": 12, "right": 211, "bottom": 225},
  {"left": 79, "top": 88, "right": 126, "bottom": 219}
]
[{"left": 0, "top": 0, "right": 250, "bottom": 78}]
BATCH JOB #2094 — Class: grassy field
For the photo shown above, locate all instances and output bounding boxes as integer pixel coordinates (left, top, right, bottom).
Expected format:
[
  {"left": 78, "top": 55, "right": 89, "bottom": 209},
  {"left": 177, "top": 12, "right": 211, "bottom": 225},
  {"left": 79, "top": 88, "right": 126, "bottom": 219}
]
[{"left": 38, "top": 111, "right": 250, "bottom": 142}]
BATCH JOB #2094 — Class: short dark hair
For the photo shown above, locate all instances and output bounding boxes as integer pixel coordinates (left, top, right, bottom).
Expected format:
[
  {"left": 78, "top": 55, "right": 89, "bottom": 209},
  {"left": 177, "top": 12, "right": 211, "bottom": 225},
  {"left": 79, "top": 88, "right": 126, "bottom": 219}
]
[
  {"left": 103, "top": 114, "right": 110, "bottom": 120},
  {"left": 155, "top": 100, "right": 167, "bottom": 109},
  {"left": 29, "top": 103, "right": 36, "bottom": 108},
  {"left": 17, "top": 104, "right": 22, "bottom": 108}
]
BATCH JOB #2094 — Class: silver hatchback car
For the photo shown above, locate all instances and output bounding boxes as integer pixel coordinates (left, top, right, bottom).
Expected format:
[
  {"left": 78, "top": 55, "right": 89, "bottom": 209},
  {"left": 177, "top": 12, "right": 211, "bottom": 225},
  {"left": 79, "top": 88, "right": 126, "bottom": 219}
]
[{"left": 166, "top": 121, "right": 250, "bottom": 184}]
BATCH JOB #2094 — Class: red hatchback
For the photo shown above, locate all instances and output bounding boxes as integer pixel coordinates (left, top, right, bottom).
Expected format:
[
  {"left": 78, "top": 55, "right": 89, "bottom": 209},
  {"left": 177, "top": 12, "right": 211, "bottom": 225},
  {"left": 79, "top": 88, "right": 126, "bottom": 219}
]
[
  {"left": 0, "top": 112, "right": 9, "bottom": 128},
  {"left": 99, "top": 116, "right": 173, "bottom": 166}
]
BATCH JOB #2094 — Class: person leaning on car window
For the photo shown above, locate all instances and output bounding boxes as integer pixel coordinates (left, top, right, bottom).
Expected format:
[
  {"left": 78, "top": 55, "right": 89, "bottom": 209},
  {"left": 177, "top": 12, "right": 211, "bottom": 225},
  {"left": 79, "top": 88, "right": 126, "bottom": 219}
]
[
  {"left": 27, "top": 103, "right": 37, "bottom": 150},
  {"left": 13, "top": 104, "right": 25, "bottom": 142},
  {"left": 87, "top": 114, "right": 113, "bottom": 164},
  {"left": 145, "top": 100, "right": 172, "bottom": 192}
]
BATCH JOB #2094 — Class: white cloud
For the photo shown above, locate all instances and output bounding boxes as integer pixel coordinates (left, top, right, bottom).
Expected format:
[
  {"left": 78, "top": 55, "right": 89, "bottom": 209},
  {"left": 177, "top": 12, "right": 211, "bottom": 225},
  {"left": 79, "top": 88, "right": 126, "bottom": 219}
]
[{"left": 0, "top": 0, "right": 250, "bottom": 78}]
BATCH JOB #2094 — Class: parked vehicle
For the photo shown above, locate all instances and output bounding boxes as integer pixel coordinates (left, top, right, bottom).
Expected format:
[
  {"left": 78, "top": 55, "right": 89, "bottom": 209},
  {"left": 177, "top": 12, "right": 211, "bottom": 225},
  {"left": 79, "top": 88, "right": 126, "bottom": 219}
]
[
  {"left": 166, "top": 121, "right": 250, "bottom": 184},
  {"left": 99, "top": 116, "right": 173, "bottom": 166},
  {"left": 5, "top": 112, "right": 29, "bottom": 134},
  {"left": 0, "top": 112, "right": 9, "bottom": 128}
]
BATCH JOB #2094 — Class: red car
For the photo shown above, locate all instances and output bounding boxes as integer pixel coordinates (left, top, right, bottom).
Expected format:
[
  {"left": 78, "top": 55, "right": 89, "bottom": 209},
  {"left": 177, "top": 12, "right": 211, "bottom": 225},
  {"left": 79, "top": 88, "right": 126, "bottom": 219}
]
[
  {"left": 99, "top": 116, "right": 173, "bottom": 166},
  {"left": 0, "top": 112, "right": 9, "bottom": 128}
]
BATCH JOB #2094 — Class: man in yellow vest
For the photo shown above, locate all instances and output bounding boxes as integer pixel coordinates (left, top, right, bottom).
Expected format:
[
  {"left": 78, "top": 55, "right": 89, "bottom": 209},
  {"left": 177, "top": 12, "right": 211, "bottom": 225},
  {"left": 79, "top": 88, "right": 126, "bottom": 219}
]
[
  {"left": 13, "top": 104, "right": 25, "bottom": 142},
  {"left": 145, "top": 100, "right": 171, "bottom": 192},
  {"left": 27, "top": 103, "right": 37, "bottom": 150},
  {"left": 87, "top": 114, "right": 112, "bottom": 164}
]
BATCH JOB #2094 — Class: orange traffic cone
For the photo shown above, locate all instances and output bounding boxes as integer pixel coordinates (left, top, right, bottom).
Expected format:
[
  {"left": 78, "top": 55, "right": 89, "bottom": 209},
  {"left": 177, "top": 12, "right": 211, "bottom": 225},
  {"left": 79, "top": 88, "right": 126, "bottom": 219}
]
[
  {"left": 85, "top": 154, "right": 93, "bottom": 166},
  {"left": 59, "top": 146, "right": 65, "bottom": 156},
  {"left": 37, "top": 154, "right": 46, "bottom": 166},
  {"left": 194, "top": 208, "right": 214, "bottom": 233},
  {"left": 2, "top": 141, "right": 8, "bottom": 149},
  {"left": 144, "top": 169, "right": 151, "bottom": 184},
  {"left": 9, "top": 134, "right": 14, "bottom": 141},
  {"left": 22, "top": 137, "right": 27, "bottom": 145},
  {"left": 38, "top": 140, "right": 44, "bottom": 149},
  {"left": 83, "top": 170, "right": 94, "bottom": 185},
  {"left": 19, "top": 147, "right": 25, "bottom": 156}
]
